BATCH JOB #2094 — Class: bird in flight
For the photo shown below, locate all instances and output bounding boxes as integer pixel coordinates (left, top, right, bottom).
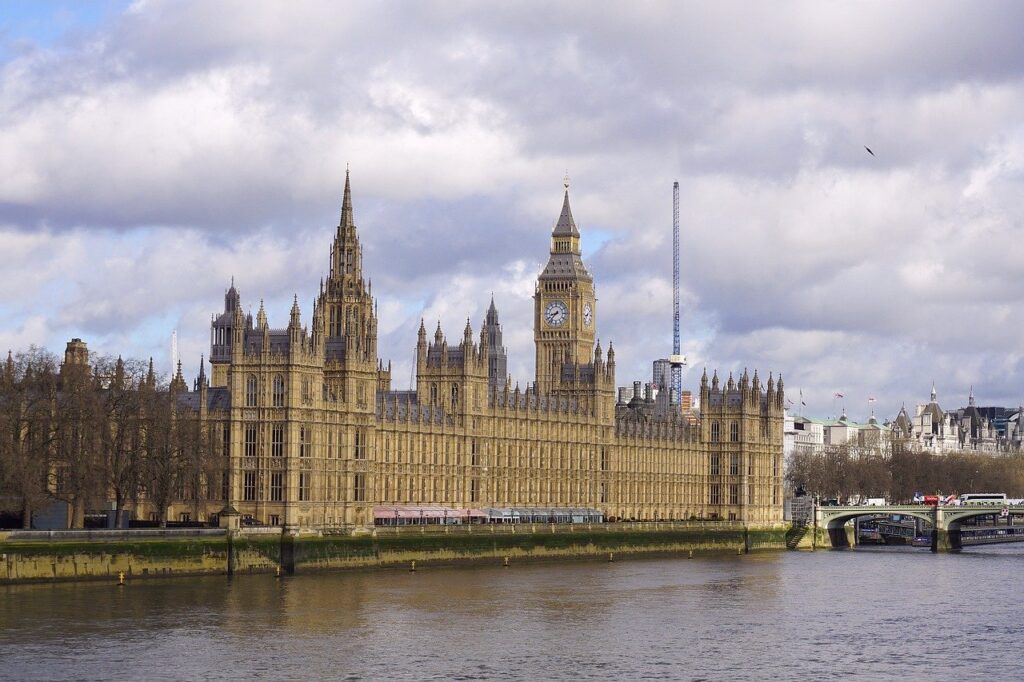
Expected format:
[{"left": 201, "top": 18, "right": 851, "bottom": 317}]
[{"left": 864, "top": 146, "right": 875, "bottom": 157}]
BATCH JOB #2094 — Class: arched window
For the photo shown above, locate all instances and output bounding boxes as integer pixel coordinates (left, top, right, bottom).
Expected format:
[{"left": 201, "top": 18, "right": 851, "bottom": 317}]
[
  {"left": 246, "top": 375, "right": 258, "bottom": 407},
  {"left": 730, "top": 421, "right": 740, "bottom": 442},
  {"left": 272, "top": 375, "right": 285, "bottom": 407},
  {"left": 451, "top": 383, "right": 459, "bottom": 409},
  {"left": 710, "top": 421, "right": 720, "bottom": 442}
]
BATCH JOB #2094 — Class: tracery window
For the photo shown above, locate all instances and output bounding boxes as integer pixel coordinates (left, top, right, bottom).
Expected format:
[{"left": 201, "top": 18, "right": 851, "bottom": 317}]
[
  {"left": 246, "top": 375, "right": 258, "bottom": 407},
  {"left": 272, "top": 375, "right": 285, "bottom": 407}
]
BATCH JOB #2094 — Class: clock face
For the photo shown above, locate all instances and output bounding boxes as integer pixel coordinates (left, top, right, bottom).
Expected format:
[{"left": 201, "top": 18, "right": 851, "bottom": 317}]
[
  {"left": 544, "top": 300, "right": 569, "bottom": 327},
  {"left": 583, "top": 303, "right": 593, "bottom": 327}
]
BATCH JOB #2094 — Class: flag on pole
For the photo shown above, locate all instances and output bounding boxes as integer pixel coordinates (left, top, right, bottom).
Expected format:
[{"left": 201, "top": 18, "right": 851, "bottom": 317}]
[
  {"left": 868, "top": 397, "right": 877, "bottom": 403},
  {"left": 834, "top": 392, "right": 844, "bottom": 399}
]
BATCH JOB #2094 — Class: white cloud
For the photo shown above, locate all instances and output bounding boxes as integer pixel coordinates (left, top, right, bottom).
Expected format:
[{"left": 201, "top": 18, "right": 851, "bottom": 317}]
[{"left": 4, "top": 1, "right": 1024, "bottom": 420}]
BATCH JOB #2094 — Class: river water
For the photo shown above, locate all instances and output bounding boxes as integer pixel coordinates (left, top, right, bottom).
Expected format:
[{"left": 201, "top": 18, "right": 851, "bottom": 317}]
[{"left": 2, "top": 544, "right": 1023, "bottom": 681}]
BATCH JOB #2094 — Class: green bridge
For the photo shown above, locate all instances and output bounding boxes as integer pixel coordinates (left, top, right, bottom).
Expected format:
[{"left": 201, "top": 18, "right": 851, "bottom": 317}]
[{"left": 813, "top": 504, "right": 1024, "bottom": 552}]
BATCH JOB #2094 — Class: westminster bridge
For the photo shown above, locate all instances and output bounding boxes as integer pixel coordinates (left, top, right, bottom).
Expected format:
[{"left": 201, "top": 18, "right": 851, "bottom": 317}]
[{"left": 801, "top": 503, "right": 1024, "bottom": 552}]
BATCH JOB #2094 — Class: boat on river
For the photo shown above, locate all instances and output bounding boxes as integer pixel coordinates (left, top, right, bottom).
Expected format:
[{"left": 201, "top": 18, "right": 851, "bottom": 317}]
[{"left": 911, "top": 536, "right": 931, "bottom": 548}]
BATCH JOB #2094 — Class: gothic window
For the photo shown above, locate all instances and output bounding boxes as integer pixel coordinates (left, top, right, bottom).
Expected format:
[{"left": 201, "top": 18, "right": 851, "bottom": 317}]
[
  {"left": 244, "top": 425, "right": 257, "bottom": 458},
  {"left": 270, "top": 472, "right": 283, "bottom": 502},
  {"left": 302, "top": 378, "right": 311, "bottom": 405},
  {"left": 710, "top": 483, "right": 720, "bottom": 505},
  {"left": 729, "top": 484, "right": 739, "bottom": 505},
  {"left": 300, "top": 427, "right": 311, "bottom": 458},
  {"left": 272, "top": 375, "right": 285, "bottom": 407},
  {"left": 354, "top": 473, "right": 366, "bottom": 502},
  {"left": 354, "top": 429, "right": 366, "bottom": 460},
  {"left": 711, "top": 421, "right": 720, "bottom": 442},
  {"left": 710, "top": 453, "right": 720, "bottom": 476},
  {"left": 222, "top": 423, "right": 230, "bottom": 457},
  {"left": 243, "top": 471, "right": 257, "bottom": 501},
  {"left": 271, "top": 425, "right": 284, "bottom": 457},
  {"left": 246, "top": 375, "right": 258, "bottom": 407},
  {"left": 451, "top": 383, "right": 459, "bottom": 410},
  {"left": 730, "top": 453, "right": 739, "bottom": 476},
  {"left": 730, "top": 421, "right": 740, "bottom": 442},
  {"left": 470, "top": 478, "right": 479, "bottom": 503},
  {"left": 299, "top": 472, "right": 310, "bottom": 501}
]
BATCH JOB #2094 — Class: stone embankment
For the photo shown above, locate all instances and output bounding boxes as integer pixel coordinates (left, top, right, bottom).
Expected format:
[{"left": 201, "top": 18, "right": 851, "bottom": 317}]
[{"left": 1, "top": 522, "right": 788, "bottom": 584}]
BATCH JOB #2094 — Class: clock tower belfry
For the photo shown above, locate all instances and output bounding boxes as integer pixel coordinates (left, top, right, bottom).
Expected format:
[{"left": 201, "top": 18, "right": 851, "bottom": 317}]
[{"left": 534, "top": 178, "right": 597, "bottom": 394}]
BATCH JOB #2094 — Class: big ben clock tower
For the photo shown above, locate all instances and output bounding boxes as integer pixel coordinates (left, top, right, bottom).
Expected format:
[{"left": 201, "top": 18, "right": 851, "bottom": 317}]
[{"left": 534, "top": 177, "right": 597, "bottom": 394}]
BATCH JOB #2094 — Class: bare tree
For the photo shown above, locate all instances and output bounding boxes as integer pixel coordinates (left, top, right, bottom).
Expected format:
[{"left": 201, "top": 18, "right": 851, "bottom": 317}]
[
  {"left": 0, "top": 348, "right": 61, "bottom": 528},
  {"left": 97, "top": 356, "right": 148, "bottom": 528}
]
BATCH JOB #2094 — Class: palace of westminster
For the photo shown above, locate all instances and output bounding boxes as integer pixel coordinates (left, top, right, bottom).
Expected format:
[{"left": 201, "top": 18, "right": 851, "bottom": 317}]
[{"left": 162, "top": 173, "right": 785, "bottom": 528}]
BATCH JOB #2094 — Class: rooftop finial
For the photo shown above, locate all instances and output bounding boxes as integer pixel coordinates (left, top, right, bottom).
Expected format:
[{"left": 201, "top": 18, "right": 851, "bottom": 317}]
[{"left": 563, "top": 170, "right": 570, "bottom": 190}]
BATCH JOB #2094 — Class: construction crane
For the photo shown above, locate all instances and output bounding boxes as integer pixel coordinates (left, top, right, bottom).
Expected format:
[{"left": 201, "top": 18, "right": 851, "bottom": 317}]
[{"left": 669, "top": 181, "right": 686, "bottom": 405}]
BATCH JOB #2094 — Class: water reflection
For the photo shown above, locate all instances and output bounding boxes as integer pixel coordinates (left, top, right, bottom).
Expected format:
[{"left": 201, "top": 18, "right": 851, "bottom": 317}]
[{"left": 3, "top": 547, "right": 1024, "bottom": 680}]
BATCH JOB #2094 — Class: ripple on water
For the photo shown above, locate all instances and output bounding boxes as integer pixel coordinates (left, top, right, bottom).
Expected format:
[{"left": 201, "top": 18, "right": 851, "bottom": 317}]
[{"left": 3, "top": 548, "right": 1024, "bottom": 680}]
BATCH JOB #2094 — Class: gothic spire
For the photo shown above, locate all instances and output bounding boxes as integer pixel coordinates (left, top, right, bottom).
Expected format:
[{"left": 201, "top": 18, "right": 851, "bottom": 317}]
[
  {"left": 339, "top": 166, "right": 354, "bottom": 230},
  {"left": 486, "top": 293, "right": 499, "bottom": 325}
]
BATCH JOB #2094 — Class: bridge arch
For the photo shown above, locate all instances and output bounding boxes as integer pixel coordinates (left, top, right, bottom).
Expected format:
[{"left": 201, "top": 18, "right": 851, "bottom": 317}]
[
  {"left": 942, "top": 507, "right": 1013, "bottom": 530},
  {"left": 818, "top": 507, "right": 935, "bottom": 549}
]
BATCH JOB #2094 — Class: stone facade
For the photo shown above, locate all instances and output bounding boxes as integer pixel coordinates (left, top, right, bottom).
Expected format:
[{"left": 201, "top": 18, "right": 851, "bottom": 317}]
[{"left": 179, "top": 173, "right": 785, "bottom": 529}]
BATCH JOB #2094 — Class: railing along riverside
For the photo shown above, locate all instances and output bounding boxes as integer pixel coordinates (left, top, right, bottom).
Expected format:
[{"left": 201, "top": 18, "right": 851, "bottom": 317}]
[
  {"left": 3, "top": 528, "right": 227, "bottom": 542},
  {"left": 367, "top": 520, "right": 749, "bottom": 537}
]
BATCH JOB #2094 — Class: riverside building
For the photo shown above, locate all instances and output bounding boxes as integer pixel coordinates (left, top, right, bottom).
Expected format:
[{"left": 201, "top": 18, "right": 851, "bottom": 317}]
[{"left": 178, "top": 173, "right": 785, "bottom": 529}]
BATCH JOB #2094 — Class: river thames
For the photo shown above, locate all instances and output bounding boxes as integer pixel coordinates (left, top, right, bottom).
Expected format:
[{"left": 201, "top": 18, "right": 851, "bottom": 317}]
[{"left": 2, "top": 545, "right": 1023, "bottom": 680}]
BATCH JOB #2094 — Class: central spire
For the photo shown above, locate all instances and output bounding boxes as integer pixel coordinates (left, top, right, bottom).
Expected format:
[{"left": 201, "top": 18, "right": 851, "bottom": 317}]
[{"left": 339, "top": 166, "right": 354, "bottom": 230}]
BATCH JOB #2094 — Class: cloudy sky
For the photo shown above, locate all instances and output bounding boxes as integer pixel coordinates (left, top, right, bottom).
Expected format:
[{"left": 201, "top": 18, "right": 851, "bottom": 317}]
[{"left": 3, "top": 0, "right": 1024, "bottom": 420}]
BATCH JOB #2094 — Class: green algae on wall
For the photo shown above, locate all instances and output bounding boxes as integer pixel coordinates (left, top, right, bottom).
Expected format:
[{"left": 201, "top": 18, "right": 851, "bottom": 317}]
[{"left": 1, "top": 525, "right": 790, "bottom": 584}]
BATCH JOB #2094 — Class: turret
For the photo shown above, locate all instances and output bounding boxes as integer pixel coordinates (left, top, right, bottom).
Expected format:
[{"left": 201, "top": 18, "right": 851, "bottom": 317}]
[
  {"left": 113, "top": 355, "right": 125, "bottom": 390},
  {"left": 288, "top": 295, "right": 302, "bottom": 348},
  {"left": 417, "top": 318, "right": 427, "bottom": 362},
  {"left": 256, "top": 299, "right": 267, "bottom": 329},
  {"left": 2, "top": 350, "right": 13, "bottom": 386},
  {"left": 224, "top": 277, "right": 240, "bottom": 312}
]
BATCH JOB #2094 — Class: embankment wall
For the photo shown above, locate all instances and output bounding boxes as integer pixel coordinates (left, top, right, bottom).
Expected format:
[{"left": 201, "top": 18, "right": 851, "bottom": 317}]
[{"left": 1, "top": 524, "right": 788, "bottom": 584}]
